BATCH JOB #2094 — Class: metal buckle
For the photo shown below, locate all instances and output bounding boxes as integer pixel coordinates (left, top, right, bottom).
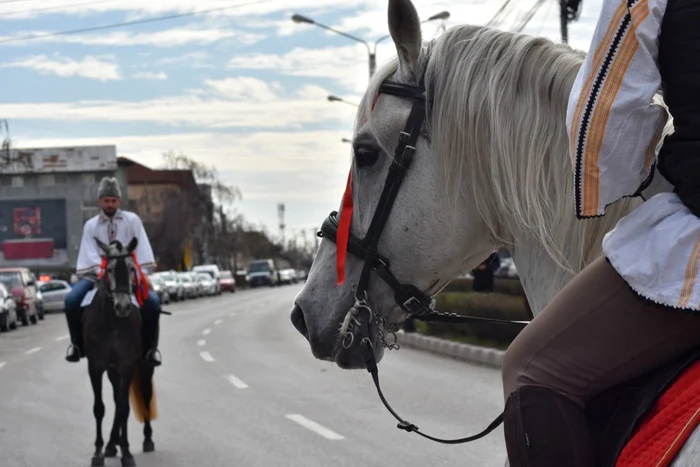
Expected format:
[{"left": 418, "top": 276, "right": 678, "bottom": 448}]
[{"left": 403, "top": 295, "right": 421, "bottom": 312}]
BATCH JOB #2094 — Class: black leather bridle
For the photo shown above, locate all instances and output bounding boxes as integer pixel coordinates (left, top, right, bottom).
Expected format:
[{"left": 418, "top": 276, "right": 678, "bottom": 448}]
[{"left": 317, "top": 76, "right": 529, "bottom": 445}]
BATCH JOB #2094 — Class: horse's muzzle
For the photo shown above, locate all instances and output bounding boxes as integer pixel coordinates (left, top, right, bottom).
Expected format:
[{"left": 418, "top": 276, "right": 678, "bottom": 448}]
[{"left": 114, "top": 294, "right": 132, "bottom": 317}]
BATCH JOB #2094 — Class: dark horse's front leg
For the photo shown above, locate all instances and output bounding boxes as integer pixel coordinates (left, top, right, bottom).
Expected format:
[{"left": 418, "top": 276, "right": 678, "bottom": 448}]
[
  {"left": 88, "top": 363, "right": 105, "bottom": 467},
  {"left": 107, "top": 365, "right": 137, "bottom": 467}
]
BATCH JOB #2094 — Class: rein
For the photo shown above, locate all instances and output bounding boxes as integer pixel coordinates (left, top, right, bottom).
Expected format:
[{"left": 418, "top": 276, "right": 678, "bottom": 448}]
[{"left": 319, "top": 74, "right": 530, "bottom": 445}]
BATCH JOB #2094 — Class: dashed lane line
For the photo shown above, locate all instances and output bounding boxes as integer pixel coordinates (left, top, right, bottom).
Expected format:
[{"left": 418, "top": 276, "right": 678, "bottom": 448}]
[
  {"left": 25, "top": 347, "right": 41, "bottom": 355},
  {"left": 224, "top": 373, "right": 249, "bottom": 389},
  {"left": 214, "top": 319, "right": 223, "bottom": 325},
  {"left": 200, "top": 351, "right": 215, "bottom": 362},
  {"left": 229, "top": 312, "right": 236, "bottom": 317},
  {"left": 202, "top": 328, "right": 211, "bottom": 336},
  {"left": 284, "top": 414, "right": 345, "bottom": 440},
  {"left": 197, "top": 340, "right": 206, "bottom": 347},
  {"left": 0, "top": 362, "right": 5, "bottom": 370},
  {"left": 56, "top": 335, "right": 69, "bottom": 342}
]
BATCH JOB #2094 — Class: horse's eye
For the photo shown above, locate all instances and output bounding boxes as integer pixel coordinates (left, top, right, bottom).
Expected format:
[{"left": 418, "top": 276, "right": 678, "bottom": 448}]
[{"left": 354, "top": 145, "right": 380, "bottom": 167}]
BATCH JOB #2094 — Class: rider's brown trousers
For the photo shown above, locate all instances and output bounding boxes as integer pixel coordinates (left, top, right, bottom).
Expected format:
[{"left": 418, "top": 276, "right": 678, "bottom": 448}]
[{"left": 502, "top": 255, "right": 700, "bottom": 406}]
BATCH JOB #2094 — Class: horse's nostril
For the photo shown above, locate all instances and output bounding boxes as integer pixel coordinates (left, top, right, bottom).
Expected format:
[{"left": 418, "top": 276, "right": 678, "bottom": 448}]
[{"left": 291, "top": 303, "right": 309, "bottom": 339}]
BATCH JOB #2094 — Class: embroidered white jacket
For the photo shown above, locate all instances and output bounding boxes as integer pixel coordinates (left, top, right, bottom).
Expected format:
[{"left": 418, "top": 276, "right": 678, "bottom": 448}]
[
  {"left": 76, "top": 210, "right": 156, "bottom": 280},
  {"left": 567, "top": 0, "right": 700, "bottom": 310}
]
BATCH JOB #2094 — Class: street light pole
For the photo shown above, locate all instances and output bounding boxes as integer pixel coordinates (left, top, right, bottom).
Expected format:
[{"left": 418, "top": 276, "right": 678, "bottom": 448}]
[
  {"left": 327, "top": 95, "right": 358, "bottom": 107},
  {"left": 292, "top": 11, "right": 450, "bottom": 77}
]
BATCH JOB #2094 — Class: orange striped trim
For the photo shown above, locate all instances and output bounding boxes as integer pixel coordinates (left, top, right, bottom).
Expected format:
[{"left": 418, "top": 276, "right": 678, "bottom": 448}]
[
  {"left": 630, "top": 0, "right": 650, "bottom": 24},
  {"left": 568, "top": 0, "right": 629, "bottom": 155},
  {"left": 581, "top": 28, "right": 639, "bottom": 215},
  {"left": 677, "top": 235, "right": 700, "bottom": 308},
  {"left": 644, "top": 107, "right": 668, "bottom": 169}
]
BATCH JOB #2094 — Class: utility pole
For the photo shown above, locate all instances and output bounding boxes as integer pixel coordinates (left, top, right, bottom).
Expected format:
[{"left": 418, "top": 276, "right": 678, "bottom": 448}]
[
  {"left": 277, "top": 203, "right": 285, "bottom": 248},
  {"left": 560, "top": 0, "right": 569, "bottom": 43}
]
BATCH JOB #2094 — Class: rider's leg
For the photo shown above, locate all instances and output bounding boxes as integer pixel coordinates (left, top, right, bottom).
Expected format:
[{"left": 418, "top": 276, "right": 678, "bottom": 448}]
[
  {"left": 140, "top": 291, "right": 162, "bottom": 366},
  {"left": 501, "top": 256, "right": 700, "bottom": 467},
  {"left": 63, "top": 278, "right": 96, "bottom": 362}
]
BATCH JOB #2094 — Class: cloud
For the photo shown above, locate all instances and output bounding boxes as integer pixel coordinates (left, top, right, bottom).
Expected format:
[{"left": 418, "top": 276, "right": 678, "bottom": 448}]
[
  {"left": 132, "top": 71, "right": 168, "bottom": 80},
  {"left": 1, "top": 54, "right": 120, "bottom": 81},
  {"left": 0, "top": 25, "right": 264, "bottom": 48},
  {"left": 0, "top": 76, "right": 358, "bottom": 129}
]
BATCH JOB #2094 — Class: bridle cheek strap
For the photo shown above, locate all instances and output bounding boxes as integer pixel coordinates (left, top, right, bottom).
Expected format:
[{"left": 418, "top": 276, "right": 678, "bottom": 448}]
[{"left": 336, "top": 92, "right": 381, "bottom": 286}]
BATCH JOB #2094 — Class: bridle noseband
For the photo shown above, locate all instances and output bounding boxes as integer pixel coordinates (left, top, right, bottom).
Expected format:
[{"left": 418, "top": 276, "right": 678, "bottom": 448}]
[{"left": 317, "top": 76, "right": 529, "bottom": 445}]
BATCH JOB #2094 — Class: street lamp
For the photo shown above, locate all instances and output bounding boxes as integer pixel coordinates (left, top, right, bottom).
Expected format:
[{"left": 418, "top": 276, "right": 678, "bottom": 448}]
[
  {"left": 291, "top": 11, "right": 450, "bottom": 77},
  {"left": 328, "top": 95, "right": 359, "bottom": 107}
]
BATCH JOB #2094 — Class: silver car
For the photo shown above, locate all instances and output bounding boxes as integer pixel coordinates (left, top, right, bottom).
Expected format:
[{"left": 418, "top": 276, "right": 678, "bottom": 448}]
[{"left": 38, "top": 280, "right": 71, "bottom": 313}]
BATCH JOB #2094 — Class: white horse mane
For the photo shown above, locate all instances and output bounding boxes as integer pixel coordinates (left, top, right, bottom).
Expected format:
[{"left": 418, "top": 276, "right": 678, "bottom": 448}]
[{"left": 356, "top": 24, "right": 672, "bottom": 275}]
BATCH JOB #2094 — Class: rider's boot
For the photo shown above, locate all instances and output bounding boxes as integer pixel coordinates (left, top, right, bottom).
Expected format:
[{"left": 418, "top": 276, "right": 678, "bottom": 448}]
[
  {"left": 143, "top": 309, "right": 162, "bottom": 367},
  {"left": 64, "top": 307, "right": 84, "bottom": 363},
  {"left": 503, "top": 385, "right": 595, "bottom": 467}
]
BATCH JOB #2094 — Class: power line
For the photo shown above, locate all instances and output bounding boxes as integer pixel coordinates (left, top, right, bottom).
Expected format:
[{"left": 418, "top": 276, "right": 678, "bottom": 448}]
[
  {"left": 0, "top": 0, "right": 273, "bottom": 45},
  {"left": 0, "top": 0, "right": 116, "bottom": 18}
]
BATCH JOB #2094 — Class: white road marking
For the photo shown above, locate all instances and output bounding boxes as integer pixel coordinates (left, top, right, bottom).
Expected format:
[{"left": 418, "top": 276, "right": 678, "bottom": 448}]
[
  {"left": 200, "top": 351, "right": 214, "bottom": 362},
  {"left": 224, "top": 374, "right": 249, "bottom": 389},
  {"left": 229, "top": 312, "right": 236, "bottom": 317},
  {"left": 214, "top": 319, "right": 223, "bottom": 325},
  {"left": 0, "top": 362, "right": 5, "bottom": 370},
  {"left": 25, "top": 347, "right": 41, "bottom": 355},
  {"left": 284, "top": 414, "right": 344, "bottom": 440},
  {"left": 56, "top": 335, "right": 69, "bottom": 342},
  {"left": 197, "top": 339, "right": 206, "bottom": 347},
  {"left": 202, "top": 328, "right": 211, "bottom": 335}
]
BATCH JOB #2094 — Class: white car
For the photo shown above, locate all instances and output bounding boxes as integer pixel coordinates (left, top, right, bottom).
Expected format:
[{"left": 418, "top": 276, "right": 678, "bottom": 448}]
[
  {"left": 197, "top": 273, "right": 217, "bottom": 296},
  {"left": 38, "top": 280, "right": 71, "bottom": 312}
]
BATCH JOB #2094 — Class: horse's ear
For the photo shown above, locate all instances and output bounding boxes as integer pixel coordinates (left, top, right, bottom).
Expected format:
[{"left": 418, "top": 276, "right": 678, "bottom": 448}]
[
  {"left": 388, "top": 0, "right": 422, "bottom": 78},
  {"left": 127, "top": 237, "right": 138, "bottom": 253},
  {"left": 94, "top": 237, "right": 110, "bottom": 255}
]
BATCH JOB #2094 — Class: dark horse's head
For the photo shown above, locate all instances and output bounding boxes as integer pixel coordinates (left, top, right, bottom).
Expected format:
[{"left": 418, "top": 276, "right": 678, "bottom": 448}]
[{"left": 94, "top": 236, "right": 139, "bottom": 318}]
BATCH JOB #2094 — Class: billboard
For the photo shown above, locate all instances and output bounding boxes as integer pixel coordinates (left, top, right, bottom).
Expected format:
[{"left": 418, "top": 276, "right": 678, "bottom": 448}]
[
  {"left": 0, "top": 145, "right": 117, "bottom": 174},
  {"left": 0, "top": 199, "right": 68, "bottom": 268}
]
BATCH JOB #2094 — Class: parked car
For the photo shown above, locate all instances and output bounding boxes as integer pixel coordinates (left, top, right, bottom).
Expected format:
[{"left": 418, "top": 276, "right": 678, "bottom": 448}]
[
  {"left": 38, "top": 280, "right": 71, "bottom": 313},
  {"left": 219, "top": 270, "right": 236, "bottom": 293},
  {"left": 0, "top": 268, "right": 38, "bottom": 326},
  {"left": 148, "top": 275, "right": 171, "bottom": 304},
  {"left": 0, "top": 283, "right": 17, "bottom": 332},
  {"left": 152, "top": 271, "right": 185, "bottom": 301},
  {"left": 196, "top": 273, "right": 216, "bottom": 296},
  {"left": 246, "top": 259, "right": 278, "bottom": 287},
  {"left": 178, "top": 272, "right": 199, "bottom": 298},
  {"left": 192, "top": 264, "right": 222, "bottom": 294},
  {"left": 31, "top": 273, "right": 45, "bottom": 320},
  {"left": 278, "top": 268, "right": 297, "bottom": 285}
]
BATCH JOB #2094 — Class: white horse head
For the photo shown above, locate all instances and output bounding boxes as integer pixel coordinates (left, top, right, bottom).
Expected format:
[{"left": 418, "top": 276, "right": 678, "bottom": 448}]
[{"left": 292, "top": 0, "right": 654, "bottom": 370}]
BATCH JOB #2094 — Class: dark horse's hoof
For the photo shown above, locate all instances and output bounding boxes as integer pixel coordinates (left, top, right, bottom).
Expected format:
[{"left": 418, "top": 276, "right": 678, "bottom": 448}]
[
  {"left": 121, "top": 456, "right": 136, "bottom": 467},
  {"left": 105, "top": 445, "right": 117, "bottom": 457},
  {"left": 143, "top": 440, "right": 155, "bottom": 453},
  {"left": 90, "top": 456, "right": 105, "bottom": 467}
]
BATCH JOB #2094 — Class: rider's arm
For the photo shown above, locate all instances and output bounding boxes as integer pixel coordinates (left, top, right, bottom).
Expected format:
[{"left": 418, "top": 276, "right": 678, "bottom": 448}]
[
  {"left": 75, "top": 218, "right": 102, "bottom": 282},
  {"left": 131, "top": 213, "right": 156, "bottom": 273},
  {"left": 565, "top": 0, "right": 669, "bottom": 219}
]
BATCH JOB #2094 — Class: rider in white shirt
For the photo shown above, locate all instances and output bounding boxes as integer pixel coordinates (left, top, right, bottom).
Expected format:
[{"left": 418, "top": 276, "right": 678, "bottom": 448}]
[{"left": 63, "top": 176, "right": 162, "bottom": 366}]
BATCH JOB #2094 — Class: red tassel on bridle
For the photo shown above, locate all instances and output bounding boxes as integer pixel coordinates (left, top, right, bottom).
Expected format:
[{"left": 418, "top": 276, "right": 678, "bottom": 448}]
[
  {"left": 131, "top": 252, "right": 149, "bottom": 306},
  {"left": 336, "top": 92, "right": 381, "bottom": 286}
]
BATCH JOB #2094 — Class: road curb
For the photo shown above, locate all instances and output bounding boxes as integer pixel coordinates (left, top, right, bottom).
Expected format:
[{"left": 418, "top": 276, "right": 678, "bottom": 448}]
[{"left": 397, "top": 331, "right": 505, "bottom": 369}]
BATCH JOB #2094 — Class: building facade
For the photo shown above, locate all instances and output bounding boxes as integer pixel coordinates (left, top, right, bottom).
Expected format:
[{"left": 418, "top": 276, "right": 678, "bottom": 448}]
[{"left": 0, "top": 145, "right": 125, "bottom": 277}]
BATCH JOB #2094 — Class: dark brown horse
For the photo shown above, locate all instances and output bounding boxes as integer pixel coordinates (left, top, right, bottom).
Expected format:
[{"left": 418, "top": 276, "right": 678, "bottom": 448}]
[{"left": 83, "top": 237, "right": 158, "bottom": 467}]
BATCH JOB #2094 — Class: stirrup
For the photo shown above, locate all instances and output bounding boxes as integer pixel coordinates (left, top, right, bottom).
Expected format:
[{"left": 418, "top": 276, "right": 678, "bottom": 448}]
[
  {"left": 145, "top": 348, "right": 162, "bottom": 366},
  {"left": 65, "top": 344, "right": 82, "bottom": 363}
]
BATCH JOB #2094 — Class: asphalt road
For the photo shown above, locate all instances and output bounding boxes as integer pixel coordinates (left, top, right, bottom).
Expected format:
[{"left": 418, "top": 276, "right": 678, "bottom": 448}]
[{"left": 0, "top": 285, "right": 507, "bottom": 467}]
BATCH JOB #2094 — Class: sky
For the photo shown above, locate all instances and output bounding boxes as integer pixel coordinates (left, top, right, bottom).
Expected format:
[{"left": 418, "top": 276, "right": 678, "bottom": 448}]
[{"left": 0, "top": 0, "right": 605, "bottom": 246}]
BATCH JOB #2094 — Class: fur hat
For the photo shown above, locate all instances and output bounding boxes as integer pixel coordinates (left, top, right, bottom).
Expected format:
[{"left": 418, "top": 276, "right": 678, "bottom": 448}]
[{"left": 98, "top": 177, "right": 122, "bottom": 199}]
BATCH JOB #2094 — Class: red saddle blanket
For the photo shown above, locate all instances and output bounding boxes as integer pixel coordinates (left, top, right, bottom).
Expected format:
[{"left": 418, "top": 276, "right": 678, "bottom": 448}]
[{"left": 616, "top": 359, "right": 700, "bottom": 467}]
